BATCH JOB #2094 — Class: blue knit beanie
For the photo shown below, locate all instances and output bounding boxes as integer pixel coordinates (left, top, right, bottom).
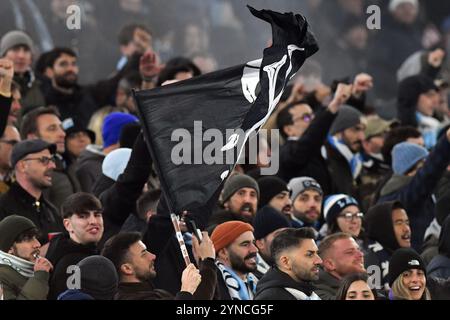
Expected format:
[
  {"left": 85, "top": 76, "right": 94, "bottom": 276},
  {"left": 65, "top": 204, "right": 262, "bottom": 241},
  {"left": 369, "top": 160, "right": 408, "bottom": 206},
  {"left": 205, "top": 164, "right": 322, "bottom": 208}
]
[
  {"left": 392, "top": 142, "right": 428, "bottom": 175},
  {"left": 323, "top": 194, "right": 359, "bottom": 225},
  {"left": 102, "top": 113, "right": 138, "bottom": 148}
]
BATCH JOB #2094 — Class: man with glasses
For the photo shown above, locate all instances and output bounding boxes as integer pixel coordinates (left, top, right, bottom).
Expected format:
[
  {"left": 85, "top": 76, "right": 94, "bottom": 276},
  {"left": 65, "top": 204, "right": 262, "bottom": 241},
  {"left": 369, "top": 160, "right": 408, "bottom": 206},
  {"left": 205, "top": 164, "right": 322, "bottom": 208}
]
[
  {"left": 313, "top": 232, "right": 366, "bottom": 300},
  {"left": 21, "top": 106, "right": 80, "bottom": 210},
  {"left": 0, "top": 125, "right": 20, "bottom": 194},
  {"left": 277, "top": 84, "right": 352, "bottom": 195},
  {"left": 0, "top": 139, "right": 64, "bottom": 247}
]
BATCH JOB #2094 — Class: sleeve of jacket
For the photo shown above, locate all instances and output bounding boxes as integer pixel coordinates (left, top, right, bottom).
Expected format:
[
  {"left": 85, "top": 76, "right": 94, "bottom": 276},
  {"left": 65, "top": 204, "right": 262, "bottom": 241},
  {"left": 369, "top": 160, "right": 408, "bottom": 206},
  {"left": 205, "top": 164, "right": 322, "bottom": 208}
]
[
  {"left": 0, "top": 95, "right": 12, "bottom": 136},
  {"left": 17, "top": 271, "right": 50, "bottom": 300},
  {"left": 398, "top": 136, "right": 450, "bottom": 215},
  {"left": 192, "top": 258, "right": 217, "bottom": 300},
  {"left": 282, "top": 108, "right": 337, "bottom": 168},
  {"left": 100, "top": 133, "right": 152, "bottom": 228}
]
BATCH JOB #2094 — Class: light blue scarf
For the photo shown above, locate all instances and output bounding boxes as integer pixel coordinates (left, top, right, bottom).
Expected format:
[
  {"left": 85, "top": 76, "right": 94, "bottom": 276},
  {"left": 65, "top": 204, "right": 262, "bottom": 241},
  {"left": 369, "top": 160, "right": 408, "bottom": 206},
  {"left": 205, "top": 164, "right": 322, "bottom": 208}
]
[
  {"left": 327, "top": 135, "right": 363, "bottom": 179},
  {"left": 216, "top": 261, "right": 257, "bottom": 300}
]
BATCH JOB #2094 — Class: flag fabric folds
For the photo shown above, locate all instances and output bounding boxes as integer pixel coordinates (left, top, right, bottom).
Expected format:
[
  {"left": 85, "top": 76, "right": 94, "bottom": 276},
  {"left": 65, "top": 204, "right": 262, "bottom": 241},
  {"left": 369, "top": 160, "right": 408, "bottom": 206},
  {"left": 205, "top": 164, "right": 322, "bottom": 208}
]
[{"left": 134, "top": 5, "right": 319, "bottom": 216}]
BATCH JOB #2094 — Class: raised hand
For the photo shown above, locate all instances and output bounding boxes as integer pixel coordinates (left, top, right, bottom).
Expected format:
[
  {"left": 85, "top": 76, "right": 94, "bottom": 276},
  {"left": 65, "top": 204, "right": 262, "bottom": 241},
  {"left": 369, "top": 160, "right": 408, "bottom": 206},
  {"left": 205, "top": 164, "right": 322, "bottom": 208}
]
[
  {"left": 0, "top": 59, "right": 14, "bottom": 97},
  {"left": 140, "top": 49, "right": 163, "bottom": 82},
  {"left": 428, "top": 48, "right": 445, "bottom": 68},
  {"left": 180, "top": 263, "right": 202, "bottom": 295},
  {"left": 328, "top": 83, "right": 353, "bottom": 113},
  {"left": 352, "top": 73, "right": 373, "bottom": 98},
  {"left": 34, "top": 257, "right": 53, "bottom": 273}
]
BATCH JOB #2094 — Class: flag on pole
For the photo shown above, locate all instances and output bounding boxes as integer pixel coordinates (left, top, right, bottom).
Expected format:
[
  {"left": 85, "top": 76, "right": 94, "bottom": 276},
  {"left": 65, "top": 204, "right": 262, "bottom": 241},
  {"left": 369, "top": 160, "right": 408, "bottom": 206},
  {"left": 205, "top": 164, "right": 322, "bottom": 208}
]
[{"left": 134, "top": 6, "right": 319, "bottom": 218}]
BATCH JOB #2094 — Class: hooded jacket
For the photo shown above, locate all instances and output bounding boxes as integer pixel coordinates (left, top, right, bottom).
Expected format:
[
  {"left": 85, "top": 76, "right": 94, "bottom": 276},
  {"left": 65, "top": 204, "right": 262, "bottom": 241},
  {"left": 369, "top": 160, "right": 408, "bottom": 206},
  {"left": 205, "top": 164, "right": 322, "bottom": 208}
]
[
  {"left": 75, "top": 145, "right": 105, "bottom": 193},
  {"left": 378, "top": 135, "right": 450, "bottom": 250},
  {"left": 255, "top": 267, "right": 320, "bottom": 300},
  {"left": 427, "top": 216, "right": 450, "bottom": 279},
  {"left": 364, "top": 201, "right": 402, "bottom": 290},
  {"left": 46, "top": 233, "right": 98, "bottom": 300},
  {"left": 0, "top": 265, "right": 49, "bottom": 300},
  {"left": 313, "top": 269, "right": 341, "bottom": 300}
]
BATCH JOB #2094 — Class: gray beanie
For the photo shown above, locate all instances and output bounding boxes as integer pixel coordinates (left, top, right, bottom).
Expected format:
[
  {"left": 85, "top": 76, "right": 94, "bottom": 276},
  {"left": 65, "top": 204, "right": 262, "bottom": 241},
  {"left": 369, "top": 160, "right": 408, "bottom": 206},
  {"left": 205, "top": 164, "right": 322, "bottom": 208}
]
[
  {"left": 329, "top": 105, "right": 363, "bottom": 135},
  {"left": 221, "top": 174, "right": 259, "bottom": 204},
  {"left": 0, "top": 215, "right": 37, "bottom": 252},
  {"left": 288, "top": 177, "right": 323, "bottom": 202},
  {"left": 0, "top": 30, "right": 34, "bottom": 57},
  {"left": 77, "top": 256, "right": 118, "bottom": 300}
]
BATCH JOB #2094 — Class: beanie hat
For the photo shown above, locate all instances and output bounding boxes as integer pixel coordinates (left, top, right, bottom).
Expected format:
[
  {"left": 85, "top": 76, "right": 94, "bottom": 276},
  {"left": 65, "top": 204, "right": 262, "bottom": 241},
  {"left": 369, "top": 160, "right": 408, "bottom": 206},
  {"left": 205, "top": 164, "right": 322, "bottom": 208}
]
[
  {"left": 389, "top": 0, "right": 419, "bottom": 12},
  {"left": 257, "top": 176, "right": 289, "bottom": 209},
  {"left": 0, "top": 215, "right": 36, "bottom": 252},
  {"left": 221, "top": 174, "right": 259, "bottom": 204},
  {"left": 102, "top": 148, "right": 132, "bottom": 181},
  {"left": 211, "top": 221, "right": 254, "bottom": 252},
  {"left": 365, "top": 201, "right": 404, "bottom": 252},
  {"left": 102, "top": 113, "right": 138, "bottom": 148},
  {"left": 0, "top": 30, "right": 34, "bottom": 57},
  {"left": 323, "top": 194, "right": 359, "bottom": 225},
  {"left": 77, "top": 255, "right": 118, "bottom": 300},
  {"left": 392, "top": 142, "right": 428, "bottom": 175},
  {"left": 288, "top": 177, "right": 323, "bottom": 202},
  {"left": 253, "top": 206, "right": 291, "bottom": 240},
  {"left": 329, "top": 105, "right": 363, "bottom": 135},
  {"left": 388, "top": 248, "right": 426, "bottom": 286}
]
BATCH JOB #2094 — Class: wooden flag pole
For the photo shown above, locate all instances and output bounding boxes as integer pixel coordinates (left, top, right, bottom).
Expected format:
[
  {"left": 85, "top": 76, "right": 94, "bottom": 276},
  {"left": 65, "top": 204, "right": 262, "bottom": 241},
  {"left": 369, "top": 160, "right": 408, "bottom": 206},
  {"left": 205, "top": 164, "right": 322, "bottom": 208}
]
[{"left": 170, "top": 213, "right": 191, "bottom": 267}]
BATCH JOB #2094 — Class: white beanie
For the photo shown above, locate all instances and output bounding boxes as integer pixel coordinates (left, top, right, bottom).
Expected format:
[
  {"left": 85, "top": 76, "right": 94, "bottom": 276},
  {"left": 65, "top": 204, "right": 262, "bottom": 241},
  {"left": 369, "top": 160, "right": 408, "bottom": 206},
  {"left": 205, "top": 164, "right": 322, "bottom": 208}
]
[
  {"left": 102, "top": 148, "right": 132, "bottom": 181},
  {"left": 389, "top": 0, "right": 419, "bottom": 12}
]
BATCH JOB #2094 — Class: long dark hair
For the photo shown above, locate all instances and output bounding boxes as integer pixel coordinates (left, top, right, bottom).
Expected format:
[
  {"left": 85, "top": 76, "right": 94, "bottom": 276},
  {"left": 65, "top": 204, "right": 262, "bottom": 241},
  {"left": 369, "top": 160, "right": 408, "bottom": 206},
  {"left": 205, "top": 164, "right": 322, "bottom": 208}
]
[{"left": 335, "top": 273, "right": 378, "bottom": 300}]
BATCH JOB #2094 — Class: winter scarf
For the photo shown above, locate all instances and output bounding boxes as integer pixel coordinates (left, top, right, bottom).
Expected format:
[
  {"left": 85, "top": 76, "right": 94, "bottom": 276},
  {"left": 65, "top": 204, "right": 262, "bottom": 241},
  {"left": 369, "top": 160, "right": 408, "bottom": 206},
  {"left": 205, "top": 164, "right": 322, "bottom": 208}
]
[
  {"left": 216, "top": 261, "right": 257, "bottom": 300},
  {"left": 0, "top": 250, "right": 34, "bottom": 278},
  {"left": 327, "top": 135, "right": 363, "bottom": 179},
  {"left": 256, "top": 253, "right": 270, "bottom": 276}
]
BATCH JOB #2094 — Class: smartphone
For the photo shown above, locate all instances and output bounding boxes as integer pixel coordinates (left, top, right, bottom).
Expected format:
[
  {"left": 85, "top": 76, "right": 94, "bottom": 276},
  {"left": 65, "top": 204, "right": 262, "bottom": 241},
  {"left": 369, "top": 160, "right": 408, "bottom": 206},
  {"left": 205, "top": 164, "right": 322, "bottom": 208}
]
[{"left": 186, "top": 219, "right": 203, "bottom": 244}]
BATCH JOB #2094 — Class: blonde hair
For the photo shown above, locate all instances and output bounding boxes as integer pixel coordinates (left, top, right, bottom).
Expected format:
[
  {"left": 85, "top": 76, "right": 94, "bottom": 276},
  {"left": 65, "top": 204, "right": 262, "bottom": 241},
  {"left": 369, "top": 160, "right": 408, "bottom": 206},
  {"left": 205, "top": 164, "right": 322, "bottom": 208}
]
[
  {"left": 87, "top": 106, "right": 128, "bottom": 146},
  {"left": 391, "top": 273, "right": 431, "bottom": 300}
]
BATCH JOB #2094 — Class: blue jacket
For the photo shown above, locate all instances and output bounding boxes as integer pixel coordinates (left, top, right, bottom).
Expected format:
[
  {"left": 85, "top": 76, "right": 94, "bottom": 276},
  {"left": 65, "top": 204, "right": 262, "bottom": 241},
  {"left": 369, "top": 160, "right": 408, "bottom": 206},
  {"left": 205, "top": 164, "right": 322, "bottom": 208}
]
[{"left": 378, "top": 137, "right": 450, "bottom": 250}]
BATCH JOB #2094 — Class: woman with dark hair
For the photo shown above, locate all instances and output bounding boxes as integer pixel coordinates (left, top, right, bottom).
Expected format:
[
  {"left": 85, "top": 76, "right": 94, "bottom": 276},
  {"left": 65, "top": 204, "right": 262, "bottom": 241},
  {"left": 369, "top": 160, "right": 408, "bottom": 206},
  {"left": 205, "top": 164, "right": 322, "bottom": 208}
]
[{"left": 335, "top": 273, "right": 376, "bottom": 300}]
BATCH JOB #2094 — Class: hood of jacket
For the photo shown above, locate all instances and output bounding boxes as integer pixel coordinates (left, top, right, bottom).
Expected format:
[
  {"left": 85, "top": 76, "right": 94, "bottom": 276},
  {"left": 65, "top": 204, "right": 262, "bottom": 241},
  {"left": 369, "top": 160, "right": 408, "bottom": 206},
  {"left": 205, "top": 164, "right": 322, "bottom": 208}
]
[
  {"left": 256, "top": 267, "right": 315, "bottom": 297},
  {"left": 365, "top": 201, "right": 401, "bottom": 253},
  {"left": 380, "top": 174, "right": 413, "bottom": 197},
  {"left": 77, "top": 145, "right": 104, "bottom": 166}
]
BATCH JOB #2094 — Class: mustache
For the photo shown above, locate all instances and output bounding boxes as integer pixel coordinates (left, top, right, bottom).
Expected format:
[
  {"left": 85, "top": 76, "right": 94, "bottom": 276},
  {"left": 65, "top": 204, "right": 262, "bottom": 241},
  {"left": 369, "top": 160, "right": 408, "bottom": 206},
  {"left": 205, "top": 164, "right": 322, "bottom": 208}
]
[
  {"left": 240, "top": 203, "right": 254, "bottom": 213},
  {"left": 244, "top": 252, "right": 257, "bottom": 260},
  {"left": 282, "top": 205, "right": 292, "bottom": 212}
]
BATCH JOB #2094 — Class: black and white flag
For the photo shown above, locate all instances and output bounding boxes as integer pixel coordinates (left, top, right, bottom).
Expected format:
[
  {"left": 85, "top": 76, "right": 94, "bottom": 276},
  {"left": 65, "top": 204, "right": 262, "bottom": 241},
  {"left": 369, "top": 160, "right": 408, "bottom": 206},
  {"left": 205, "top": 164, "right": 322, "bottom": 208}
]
[{"left": 134, "top": 6, "right": 318, "bottom": 216}]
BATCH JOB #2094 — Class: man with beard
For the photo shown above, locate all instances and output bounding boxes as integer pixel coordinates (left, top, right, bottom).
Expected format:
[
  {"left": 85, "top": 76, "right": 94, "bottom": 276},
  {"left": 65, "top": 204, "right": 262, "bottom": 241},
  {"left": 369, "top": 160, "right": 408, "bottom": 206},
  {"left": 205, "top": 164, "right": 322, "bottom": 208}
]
[
  {"left": 0, "top": 215, "right": 53, "bottom": 300},
  {"left": 209, "top": 174, "right": 259, "bottom": 227},
  {"left": 102, "top": 232, "right": 208, "bottom": 300},
  {"left": 287, "top": 177, "right": 323, "bottom": 231},
  {"left": 0, "top": 139, "right": 64, "bottom": 246},
  {"left": 40, "top": 48, "right": 99, "bottom": 129},
  {"left": 253, "top": 206, "right": 291, "bottom": 279},
  {"left": 255, "top": 227, "right": 322, "bottom": 300},
  {"left": 46, "top": 193, "right": 104, "bottom": 300},
  {"left": 20, "top": 107, "right": 80, "bottom": 210},
  {"left": 256, "top": 176, "right": 292, "bottom": 216},
  {"left": 313, "top": 233, "right": 366, "bottom": 300},
  {"left": 364, "top": 201, "right": 412, "bottom": 291},
  {"left": 211, "top": 221, "right": 259, "bottom": 300},
  {"left": 323, "top": 105, "right": 366, "bottom": 201}
]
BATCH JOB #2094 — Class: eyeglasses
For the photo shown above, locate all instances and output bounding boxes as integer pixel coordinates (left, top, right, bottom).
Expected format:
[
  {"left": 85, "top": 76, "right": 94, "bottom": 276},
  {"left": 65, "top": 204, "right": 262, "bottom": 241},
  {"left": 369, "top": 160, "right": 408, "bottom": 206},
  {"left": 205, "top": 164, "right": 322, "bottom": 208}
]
[
  {"left": 338, "top": 212, "right": 364, "bottom": 221},
  {"left": 293, "top": 113, "right": 315, "bottom": 123},
  {"left": 22, "top": 156, "right": 56, "bottom": 166},
  {"left": 0, "top": 139, "right": 19, "bottom": 146}
]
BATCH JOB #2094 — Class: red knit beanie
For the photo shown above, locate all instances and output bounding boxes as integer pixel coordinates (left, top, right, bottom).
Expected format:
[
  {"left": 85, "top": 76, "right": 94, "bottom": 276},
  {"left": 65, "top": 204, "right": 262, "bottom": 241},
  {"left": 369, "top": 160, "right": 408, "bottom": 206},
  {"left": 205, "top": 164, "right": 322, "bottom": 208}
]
[{"left": 211, "top": 221, "right": 254, "bottom": 252}]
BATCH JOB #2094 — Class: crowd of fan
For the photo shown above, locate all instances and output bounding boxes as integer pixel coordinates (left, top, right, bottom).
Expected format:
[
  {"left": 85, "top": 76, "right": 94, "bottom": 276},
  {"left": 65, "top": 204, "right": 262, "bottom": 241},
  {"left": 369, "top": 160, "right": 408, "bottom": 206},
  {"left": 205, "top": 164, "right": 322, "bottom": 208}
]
[{"left": 0, "top": 0, "right": 449, "bottom": 301}]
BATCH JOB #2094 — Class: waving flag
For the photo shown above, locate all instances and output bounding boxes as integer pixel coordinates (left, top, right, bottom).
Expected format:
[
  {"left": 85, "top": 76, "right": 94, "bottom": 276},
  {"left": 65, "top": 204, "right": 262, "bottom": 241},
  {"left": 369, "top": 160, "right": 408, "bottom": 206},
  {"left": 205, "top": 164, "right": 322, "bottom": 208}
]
[{"left": 134, "top": 6, "right": 319, "bottom": 219}]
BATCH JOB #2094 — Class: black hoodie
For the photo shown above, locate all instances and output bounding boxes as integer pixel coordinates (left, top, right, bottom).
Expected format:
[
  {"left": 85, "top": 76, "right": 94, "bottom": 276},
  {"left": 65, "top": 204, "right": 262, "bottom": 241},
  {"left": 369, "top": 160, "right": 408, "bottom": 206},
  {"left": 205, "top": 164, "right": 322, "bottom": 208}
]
[
  {"left": 46, "top": 233, "right": 98, "bottom": 300},
  {"left": 364, "top": 201, "right": 403, "bottom": 290},
  {"left": 255, "top": 267, "right": 319, "bottom": 300}
]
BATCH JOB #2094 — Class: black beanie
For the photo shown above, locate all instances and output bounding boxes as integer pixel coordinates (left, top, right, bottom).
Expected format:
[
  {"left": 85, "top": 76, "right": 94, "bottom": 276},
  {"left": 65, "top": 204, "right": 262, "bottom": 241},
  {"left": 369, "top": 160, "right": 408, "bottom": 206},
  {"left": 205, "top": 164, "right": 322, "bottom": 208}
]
[
  {"left": 257, "top": 176, "right": 289, "bottom": 209},
  {"left": 77, "top": 256, "right": 118, "bottom": 300},
  {"left": 365, "top": 201, "right": 403, "bottom": 253},
  {"left": 388, "top": 248, "right": 426, "bottom": 286},
  {"left": 0, "top": 215, "right": 37, "bottom": 252},
  {"left": 253, "top": 206, "right": 292, "bottom": 240}
]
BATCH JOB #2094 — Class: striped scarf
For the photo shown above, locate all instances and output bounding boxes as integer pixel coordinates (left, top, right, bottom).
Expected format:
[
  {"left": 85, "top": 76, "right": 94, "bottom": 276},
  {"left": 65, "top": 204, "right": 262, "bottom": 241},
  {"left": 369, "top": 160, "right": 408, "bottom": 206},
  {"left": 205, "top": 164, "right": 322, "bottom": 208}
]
[
  {"left": 216, "top": 261, "right": 257, "bottom": 300},
  {"left": 327, "top": 135, "right": 363, "bottom": 179}
]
